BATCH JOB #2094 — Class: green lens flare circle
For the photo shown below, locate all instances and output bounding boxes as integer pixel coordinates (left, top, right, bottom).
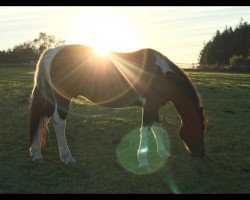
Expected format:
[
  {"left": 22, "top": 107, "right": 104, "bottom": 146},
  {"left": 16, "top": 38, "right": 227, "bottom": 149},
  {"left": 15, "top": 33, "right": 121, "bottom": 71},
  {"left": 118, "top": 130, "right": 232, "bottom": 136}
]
[{"left": 116, "top": 127, "right": 171, "bottom": 175}]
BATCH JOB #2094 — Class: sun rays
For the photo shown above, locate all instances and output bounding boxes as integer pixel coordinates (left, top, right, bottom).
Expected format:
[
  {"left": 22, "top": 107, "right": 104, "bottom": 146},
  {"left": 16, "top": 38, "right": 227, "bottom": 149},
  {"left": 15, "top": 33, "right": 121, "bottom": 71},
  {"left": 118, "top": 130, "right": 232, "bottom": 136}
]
[
  {"left": 64, "top": 8, "right": 148, "bottom": 92},
  {"left": 48, "top": 46, "right": 149, "bottom": 105},
  {"left": 109, "top": 53, "right": 146, "bottom": 94}
]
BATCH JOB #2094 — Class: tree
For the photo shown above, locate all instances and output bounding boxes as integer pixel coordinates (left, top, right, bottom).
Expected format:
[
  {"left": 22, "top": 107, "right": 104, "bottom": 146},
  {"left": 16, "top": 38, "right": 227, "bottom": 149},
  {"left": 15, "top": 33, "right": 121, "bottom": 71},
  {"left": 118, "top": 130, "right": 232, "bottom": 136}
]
[
  {"left": 33, "top": 32, "right": 65, "bottom": 56},
  {"left": 229, "top": 55, "right": 245, "bottom": 67},
  {"left": 199, "top": 19, "right": 250, "bottom": 68},
  {"left": 11, "top": 41, "right": 38, "bottom": 63},
  {"left": 0, "top": 32, "right": 65, "bottom": 64}
]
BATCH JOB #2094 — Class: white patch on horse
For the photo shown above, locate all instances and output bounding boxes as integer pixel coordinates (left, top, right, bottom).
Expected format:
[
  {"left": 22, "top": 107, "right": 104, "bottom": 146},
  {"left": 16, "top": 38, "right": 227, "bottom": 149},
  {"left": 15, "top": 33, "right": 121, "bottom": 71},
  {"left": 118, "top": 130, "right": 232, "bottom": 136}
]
[
  {"left": 139, "top": 96, "right": 146, "bottom": 106},
  {"left": 151, "top": 122, "right": 171, "bottom": 160},
  {"left": 53, "top": 104, "right": 75, "bottom": 164},
  {"left": 137, "top": 126, "right": 149, "bottom": 167},
  {"left": 156, "top": 54, "right": 175, "bottom": 74},
  {"left": 44, "top": 45, "right": 67, "bottom": 80}
]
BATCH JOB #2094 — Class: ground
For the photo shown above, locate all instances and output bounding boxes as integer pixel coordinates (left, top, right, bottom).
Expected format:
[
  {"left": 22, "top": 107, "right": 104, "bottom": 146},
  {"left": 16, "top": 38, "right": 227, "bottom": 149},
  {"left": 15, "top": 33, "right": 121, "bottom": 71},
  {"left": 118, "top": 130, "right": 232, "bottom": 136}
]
[{"left": 0, "top": 66, "right": 250, "bottom": 193}]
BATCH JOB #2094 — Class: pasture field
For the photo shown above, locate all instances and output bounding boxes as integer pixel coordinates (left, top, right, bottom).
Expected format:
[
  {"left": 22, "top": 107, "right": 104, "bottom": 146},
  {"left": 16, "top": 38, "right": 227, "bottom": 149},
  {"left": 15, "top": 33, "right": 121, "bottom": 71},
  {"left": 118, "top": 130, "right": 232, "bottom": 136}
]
[{"left": 0, "top": 65, "right": 250, "bottom": 193}]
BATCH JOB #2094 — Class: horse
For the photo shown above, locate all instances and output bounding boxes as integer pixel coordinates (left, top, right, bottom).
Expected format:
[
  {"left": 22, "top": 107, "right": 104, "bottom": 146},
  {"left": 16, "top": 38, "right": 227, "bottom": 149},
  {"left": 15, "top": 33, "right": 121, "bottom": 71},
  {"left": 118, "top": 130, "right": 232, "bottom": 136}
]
[{"left": 29, "top": 44, "right": 207, "bottom": 167}]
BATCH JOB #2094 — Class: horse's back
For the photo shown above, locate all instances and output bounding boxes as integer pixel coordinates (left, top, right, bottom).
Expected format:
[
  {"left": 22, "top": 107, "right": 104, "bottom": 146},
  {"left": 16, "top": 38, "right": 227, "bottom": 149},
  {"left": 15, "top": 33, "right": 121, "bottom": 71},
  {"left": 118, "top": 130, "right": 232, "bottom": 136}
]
[
  {"left": 48, "top": 45, "right": 176, "bottom": 107},
  {"left": 48, "top": 45, "right": 137, "bottom": 106}
]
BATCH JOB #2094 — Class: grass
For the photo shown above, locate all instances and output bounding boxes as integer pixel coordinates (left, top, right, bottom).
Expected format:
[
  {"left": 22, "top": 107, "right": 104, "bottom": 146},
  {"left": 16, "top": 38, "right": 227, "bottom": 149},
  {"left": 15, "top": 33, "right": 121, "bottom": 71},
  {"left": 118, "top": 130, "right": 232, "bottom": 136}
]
[{"left": 0, "top": 66, "right": 250, "bottom": 193}]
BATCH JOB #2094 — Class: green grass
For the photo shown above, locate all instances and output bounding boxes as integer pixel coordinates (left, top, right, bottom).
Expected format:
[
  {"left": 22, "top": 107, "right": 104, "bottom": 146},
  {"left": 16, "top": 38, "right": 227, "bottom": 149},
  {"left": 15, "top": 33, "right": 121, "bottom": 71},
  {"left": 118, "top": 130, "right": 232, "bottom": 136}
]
[{"left": 0, "top": 66, "right": 250, "bottom": 193}]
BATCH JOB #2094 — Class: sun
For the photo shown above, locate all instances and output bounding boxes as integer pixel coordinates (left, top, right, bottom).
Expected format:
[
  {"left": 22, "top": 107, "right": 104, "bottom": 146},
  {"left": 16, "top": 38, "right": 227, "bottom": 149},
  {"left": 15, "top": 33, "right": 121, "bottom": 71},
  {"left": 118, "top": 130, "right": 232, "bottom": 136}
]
[
  {"left": 94, "top": 48, "right": 110, "bottom": 57},
  {"left": 66, "top": 8, "right": 144, "bottom": 55}
]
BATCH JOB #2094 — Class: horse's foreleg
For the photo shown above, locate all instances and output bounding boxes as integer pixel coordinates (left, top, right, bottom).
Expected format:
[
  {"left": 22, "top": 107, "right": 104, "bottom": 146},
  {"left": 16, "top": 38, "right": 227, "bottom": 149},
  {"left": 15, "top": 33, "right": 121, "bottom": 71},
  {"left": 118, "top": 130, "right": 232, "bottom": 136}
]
[
  {"left": 137, "top": 100, "right": 159, "bottom": 167},
  {"left": 52, "top": 95, "right": 75, "bottom": 165},
  {"left": 137, "top": 126, "right": 150, "bottom": 167},
  {"left": 151, "top": 122, "right": 171, "bottom": 160}
]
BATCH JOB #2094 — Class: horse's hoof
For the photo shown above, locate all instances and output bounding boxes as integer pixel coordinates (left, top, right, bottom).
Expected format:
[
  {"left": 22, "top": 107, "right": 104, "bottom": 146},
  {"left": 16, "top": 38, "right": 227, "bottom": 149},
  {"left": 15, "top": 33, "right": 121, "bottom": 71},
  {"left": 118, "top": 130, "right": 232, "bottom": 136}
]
[
  {"left": 158, "top": 150, "right": 171, "bottom": 160},
  {"left": 138, "top": 161, "right": 149, "bottom": 168},
  {"left": 65, "top": 161, "right": 77, "bottom": 167},
  {"left": 32, "top": 157, "right": 44, "bottom": 163},
  {"left": 65, "top": 158, "right": 76, "bottom": 166}
]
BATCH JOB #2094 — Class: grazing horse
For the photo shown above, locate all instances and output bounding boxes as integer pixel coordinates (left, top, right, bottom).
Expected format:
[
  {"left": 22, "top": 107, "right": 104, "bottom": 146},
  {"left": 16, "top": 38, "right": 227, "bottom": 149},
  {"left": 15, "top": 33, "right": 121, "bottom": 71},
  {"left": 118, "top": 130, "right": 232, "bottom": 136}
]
[{"left": 29, "top": 44, "right": 207, "bottom": 166}]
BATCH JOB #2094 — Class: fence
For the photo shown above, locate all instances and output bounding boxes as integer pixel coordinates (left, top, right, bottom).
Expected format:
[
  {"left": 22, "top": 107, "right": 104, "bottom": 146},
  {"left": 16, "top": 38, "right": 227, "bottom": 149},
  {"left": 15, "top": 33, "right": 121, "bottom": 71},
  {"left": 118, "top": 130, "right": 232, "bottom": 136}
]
[{"left": 175, "top": 63, "right": 200, "bottom": 69}]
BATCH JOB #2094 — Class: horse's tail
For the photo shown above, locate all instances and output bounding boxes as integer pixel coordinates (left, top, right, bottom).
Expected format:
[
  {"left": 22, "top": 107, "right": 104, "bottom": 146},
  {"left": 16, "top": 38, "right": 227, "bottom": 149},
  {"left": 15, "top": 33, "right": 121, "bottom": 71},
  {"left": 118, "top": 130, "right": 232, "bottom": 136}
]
[{"left": 29, "top": 49, "right": 55, "bottom": 148}]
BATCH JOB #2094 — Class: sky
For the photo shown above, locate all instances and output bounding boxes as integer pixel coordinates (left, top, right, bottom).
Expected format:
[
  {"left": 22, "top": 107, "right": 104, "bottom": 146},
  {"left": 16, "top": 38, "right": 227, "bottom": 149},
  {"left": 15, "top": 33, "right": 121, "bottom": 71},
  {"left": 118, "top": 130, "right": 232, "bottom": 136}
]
[{"left": 1, "top": 6, "right": 250, "bottom": 67}]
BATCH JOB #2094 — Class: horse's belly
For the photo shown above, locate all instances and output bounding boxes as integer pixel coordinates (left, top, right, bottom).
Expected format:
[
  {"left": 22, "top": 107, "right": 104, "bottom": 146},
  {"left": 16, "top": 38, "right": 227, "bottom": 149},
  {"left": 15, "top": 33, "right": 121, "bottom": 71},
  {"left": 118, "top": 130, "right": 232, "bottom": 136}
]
[{"left": 79, "top": 83, "right": 140, "bottom": 108}]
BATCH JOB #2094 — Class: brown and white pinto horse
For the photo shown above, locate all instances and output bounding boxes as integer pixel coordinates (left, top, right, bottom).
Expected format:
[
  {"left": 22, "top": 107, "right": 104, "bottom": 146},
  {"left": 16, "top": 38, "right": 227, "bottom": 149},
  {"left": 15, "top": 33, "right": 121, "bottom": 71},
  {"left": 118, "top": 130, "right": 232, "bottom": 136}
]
[{"left": 29, "top": 44, "right": 207, "bottom": 166}]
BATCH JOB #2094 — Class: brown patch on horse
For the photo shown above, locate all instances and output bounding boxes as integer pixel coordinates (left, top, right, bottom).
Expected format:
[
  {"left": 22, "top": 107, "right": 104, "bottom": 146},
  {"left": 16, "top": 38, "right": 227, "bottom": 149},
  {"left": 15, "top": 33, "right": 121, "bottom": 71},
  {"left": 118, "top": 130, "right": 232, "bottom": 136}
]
[{"left": 164, "top": 56, "right": 202, "bottom": 108}]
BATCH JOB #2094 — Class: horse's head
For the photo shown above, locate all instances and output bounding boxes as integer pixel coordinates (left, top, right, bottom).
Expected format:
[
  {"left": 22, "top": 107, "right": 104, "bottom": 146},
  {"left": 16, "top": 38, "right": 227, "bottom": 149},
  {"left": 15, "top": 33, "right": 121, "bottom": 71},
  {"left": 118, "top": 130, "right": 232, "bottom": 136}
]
[{"left": 179, "top": 107, "right": 207, "bottom": 158}]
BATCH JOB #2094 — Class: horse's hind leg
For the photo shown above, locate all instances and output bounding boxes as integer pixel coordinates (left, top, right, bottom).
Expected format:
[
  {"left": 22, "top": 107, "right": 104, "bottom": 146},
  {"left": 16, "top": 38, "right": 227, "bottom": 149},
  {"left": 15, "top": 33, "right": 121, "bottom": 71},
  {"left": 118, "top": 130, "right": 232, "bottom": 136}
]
[
  {"left": 151, "top": 122, "right": 171, "bottom": 160},
  {"left": 53, "top": 93, "right": 75, "bottom": 165},
  {"left": 30, "top": 117, "right": 50, "bottom": 162},
  {"left": 29, "top": 86, "right": 54, "bottom": 162}
]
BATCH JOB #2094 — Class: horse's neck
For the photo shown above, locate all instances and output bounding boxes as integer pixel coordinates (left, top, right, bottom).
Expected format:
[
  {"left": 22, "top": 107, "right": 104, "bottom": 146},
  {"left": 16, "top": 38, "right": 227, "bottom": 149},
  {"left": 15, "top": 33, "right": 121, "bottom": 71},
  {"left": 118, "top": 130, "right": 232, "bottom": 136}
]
[{"left": 170, "top": 92, "right": 199, "bottom": 125}]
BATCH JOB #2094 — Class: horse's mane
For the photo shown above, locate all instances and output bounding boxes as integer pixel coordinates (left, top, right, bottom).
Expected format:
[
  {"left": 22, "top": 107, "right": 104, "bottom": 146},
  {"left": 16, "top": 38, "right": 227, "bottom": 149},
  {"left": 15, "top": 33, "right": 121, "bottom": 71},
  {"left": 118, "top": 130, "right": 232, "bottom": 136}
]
[{"left": 162, "top": 54, "right": 202, "bottom": 108}]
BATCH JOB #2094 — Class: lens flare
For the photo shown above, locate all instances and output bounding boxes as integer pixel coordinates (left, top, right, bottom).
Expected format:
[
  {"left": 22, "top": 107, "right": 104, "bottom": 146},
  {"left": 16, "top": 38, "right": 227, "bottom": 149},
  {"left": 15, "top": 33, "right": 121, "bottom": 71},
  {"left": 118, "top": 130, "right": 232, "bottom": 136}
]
[
  {"left": 164, "top": 172, "right": 181, "bottom": 194},
  {"left": 116, "top": 127, "right": 171, "bottom": 175},
  {"left": 139, "top": 147, "right": 148, "bottom": 154}
]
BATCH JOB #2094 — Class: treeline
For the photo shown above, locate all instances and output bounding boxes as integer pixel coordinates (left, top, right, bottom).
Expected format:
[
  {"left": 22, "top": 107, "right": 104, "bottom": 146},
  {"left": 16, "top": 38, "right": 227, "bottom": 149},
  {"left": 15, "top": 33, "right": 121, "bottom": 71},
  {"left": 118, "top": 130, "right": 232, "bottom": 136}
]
[
  {"left": 0, "top": 32, "right": 65, "bottom": 64},
  {"left": 198, "top": 19, "right": 250, "bottom": 70}
]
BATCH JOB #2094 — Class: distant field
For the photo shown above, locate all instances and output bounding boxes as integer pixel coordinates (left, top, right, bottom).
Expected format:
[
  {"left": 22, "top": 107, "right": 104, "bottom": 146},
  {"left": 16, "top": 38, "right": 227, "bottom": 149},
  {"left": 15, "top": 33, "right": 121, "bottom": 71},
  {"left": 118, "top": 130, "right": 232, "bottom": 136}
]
[{"left": 0, "top": 66, "right": 250, "bottom": 193}]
